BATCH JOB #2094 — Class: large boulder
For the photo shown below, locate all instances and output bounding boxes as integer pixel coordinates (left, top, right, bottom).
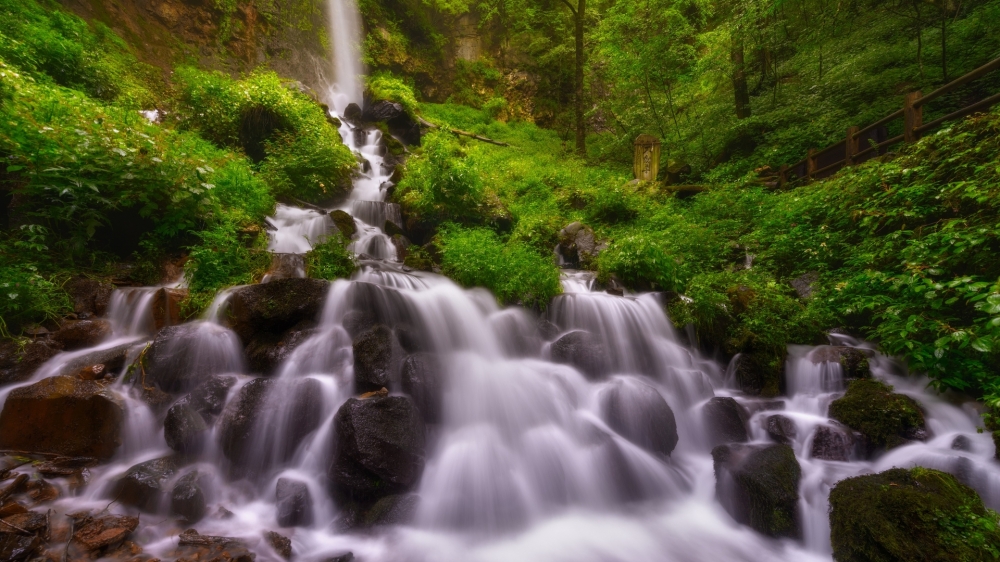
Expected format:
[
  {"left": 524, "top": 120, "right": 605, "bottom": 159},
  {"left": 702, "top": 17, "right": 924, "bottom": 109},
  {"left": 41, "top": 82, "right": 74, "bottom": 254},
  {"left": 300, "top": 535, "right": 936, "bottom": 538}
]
[
  {"left": 0, "top": 339, "right": 62, "bottom": 386},
  {"left": 702, "top": 397, "right": 750, "bottom": 447},
  {"left": 810, "top": 423, "right": 857, "bottom": 461},
  {"left": 733, "top": 351, "right": 785, "bottom": 397},
  {"left": 145, "top": 323, "right": 245, "bottom": 393},
  {"left": 330, "top": 210, "right": 357, "bottom": 239},
  {"left": 0, "top": 376, "right": 123, "bottom": 459},
  {"left": 111, "top": 457, "right": 178, "bottom": 512},
  {"left": 170, "top": 470, "right": 207, "bottom": 523},
  {"left": 828, "top": 379, "right": 926, "bottom": 455},
  {"left": 712, "top": 443, "right": 801, "bottom": 538},
  {"left": 764, "top": 414, "right": 797, "bottom": 445},
  {"left": 151, "top": 287, "right": 188, "bottom": 331},
  {"left": 275, "top": 477, "right": 313, "bottom": 528},
  {"left": 353, "top": 325, "right": 400, "bottom": 394},
  {"left": 362, "top": 493, "right": 419, "bottom": 527},
  {"left": 556, "top": 222, "right": 604, "bottom": 267},
  {"left": 65, "top": 277, "right": 114, "bottom": 317},
  {"left": 598, "top": 378, "right": 678, "bottom": 456},
  {"left": 400, "top": 353, "right": 444, "bottom": 424},
  {"left": 164, "top": 373, "right": 240, "bottom": 453},
  {"left": 329, "top": 396, "right": 426, "bottom": 501},
  {"left": 245, "top": 322, "right": 317, "bottom": 375},
  {"left": 226, "top": 278, "right": 329, "bottom": 343},
  {"left": 550, "top": 331, "right": 610, "bottom": 380},
  {"left": 808, "top": 346, "right": 872, "bottom": 380},
  {"left": 829, "top": 468, "right": 1000, "bottom": 562},
  {"left": 51, "top": 319, "right": 112, "bottom": 351},
  {"left": 218, "top": 378, "right": 324, "bottom": 477}
]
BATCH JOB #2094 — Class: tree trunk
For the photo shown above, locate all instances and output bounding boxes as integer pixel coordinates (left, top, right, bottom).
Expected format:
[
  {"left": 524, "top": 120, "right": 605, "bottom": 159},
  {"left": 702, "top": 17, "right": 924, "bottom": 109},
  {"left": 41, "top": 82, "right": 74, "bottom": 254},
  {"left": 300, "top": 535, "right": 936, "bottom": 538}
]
[
  {"left": 941, "top": 5, "right": 948, "bottom": 82},
  {"left": 574, "top": 0, "right": 586, "bottom": 156},
  {"left": 731, "top": 42, "right": 752, "bottom": 119}
]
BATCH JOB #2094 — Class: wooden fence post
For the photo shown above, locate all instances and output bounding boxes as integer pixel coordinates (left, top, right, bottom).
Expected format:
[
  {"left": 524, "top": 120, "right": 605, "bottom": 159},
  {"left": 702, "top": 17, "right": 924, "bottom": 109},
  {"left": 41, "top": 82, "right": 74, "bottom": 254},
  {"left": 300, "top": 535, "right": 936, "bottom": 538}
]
[
  {"left": 806, "top": 149, "right": 817, "bottom": 180},
  {"left": 904, "top": 91, "right": 923, "bottom": 142},
  {"left": 845, "top": 126, "right": 859, "bottom": 165}
]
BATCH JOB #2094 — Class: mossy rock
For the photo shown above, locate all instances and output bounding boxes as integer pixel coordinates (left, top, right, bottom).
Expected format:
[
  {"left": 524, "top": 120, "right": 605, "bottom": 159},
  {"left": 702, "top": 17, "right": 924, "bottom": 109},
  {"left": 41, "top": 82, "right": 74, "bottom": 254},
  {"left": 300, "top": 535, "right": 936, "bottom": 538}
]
[
  {"left": 712, "top": 443, "right": 801, "bottom": 538},
  {"left": 330, "top": 210, "right": 357, "bottom": 239},
  {"left": 734, "top": 351, "right": 786, "bottom": 397},
  {"left": 829, "top": 467, "right": 1000, "bottom": 562},
  {"left": 993, "top": 431, "right": 999, "bottom": 461},
  {"left": 828, "top": 379, "right": 926, "bottom": 454}
]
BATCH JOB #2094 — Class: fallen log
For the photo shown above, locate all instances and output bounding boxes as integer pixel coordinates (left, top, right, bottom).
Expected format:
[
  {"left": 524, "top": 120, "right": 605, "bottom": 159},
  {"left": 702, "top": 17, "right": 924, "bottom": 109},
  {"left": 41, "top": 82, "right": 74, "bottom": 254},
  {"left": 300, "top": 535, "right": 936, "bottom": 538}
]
[{"left": 417, "top": 117, "right": 510, "bottom": 147}]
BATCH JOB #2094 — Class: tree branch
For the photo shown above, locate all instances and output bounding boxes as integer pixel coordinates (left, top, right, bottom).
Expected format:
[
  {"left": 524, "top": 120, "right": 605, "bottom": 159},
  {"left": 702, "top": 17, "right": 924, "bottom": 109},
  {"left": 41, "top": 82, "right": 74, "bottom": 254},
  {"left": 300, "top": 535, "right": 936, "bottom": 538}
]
[
  {"left": 418, "top": 117, "right": 511, "bottom": 147},
  {"left": 560, "top": 0, "right": 577, "bottom": 16}
]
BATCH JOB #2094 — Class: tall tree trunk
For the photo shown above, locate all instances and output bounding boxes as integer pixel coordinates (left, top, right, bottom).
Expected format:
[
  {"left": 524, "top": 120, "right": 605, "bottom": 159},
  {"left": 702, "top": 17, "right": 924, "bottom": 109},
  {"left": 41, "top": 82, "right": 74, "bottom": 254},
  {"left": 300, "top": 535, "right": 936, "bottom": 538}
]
[
  {"left": 731, "top": 42, "right": 752, "bottom": 119},
  {"left": 574, "top": 0, "right": 586, "bottom": 156},
  {"left": 941, "top": 5, "right": 948, "bottom": 82}
]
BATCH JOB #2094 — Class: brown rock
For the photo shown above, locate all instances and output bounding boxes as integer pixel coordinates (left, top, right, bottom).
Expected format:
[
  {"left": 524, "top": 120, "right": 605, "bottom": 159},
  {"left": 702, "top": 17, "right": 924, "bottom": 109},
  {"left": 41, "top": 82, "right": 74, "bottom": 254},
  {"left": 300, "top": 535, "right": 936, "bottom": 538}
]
[
  {"left": 26, "top": 479, "right": 59, "bottom": 503},
  {"left": 77, "top": 364, "right": 107, "bottom": 380},
  {"left": 73, "top": 514, "right": 139, "bottom": 551},
  {"left": 0, "top": 376, "right": 124, "bottom": 459},
  {"left": 0, "top": 339, "right": 63, "bottom": 386},
  {"left": 264, "top": 530, "right": 292, "bottom": 560},
  {"left": 152, "top": 287, "right": 188, "bottom": 331},
  {"left": 65, "top": 277, "right": 114, "bottom": 317},
  {"left": 0, "top": 533, "right": 40, "bottom": 561},
  {"left": 1, "top": 511, "right": 47, "bottom": 534},
  {"left": 0, "top": 502, "right": 27, "bottom": 518},
  {"left": 52, "top": 319, "right": 113, "bottom": 351}
]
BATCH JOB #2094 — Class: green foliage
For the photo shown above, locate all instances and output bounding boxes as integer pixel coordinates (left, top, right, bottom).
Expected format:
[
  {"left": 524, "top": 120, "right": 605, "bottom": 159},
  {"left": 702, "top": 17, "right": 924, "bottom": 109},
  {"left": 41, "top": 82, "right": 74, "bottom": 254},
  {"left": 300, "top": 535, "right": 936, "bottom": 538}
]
[
  {"left": 829, "top": 379, "right": 926, "bottom": 451},
  {"left": 305, "top": 235, "right": 356, "bottom": 280},
  {"left": 0, "top": 261, "right": 71, "bottom": 336},
  {"left": 437, "top": 224, "right": 560, "bottom": 309},
  {"left": 830, "top": 467, "right": 1000, "bottom": 562},
  {"left": 0, "top": 0, "right": 160, "bottom": 107},
  {"left": 184, "top": 217, "right": 271, "bottom": 311},
  {"left": 366, "top": 71, "right": 419, "bottom": 116},
  {"left": 173, "top": 68, "right": 355, "bottom": 203},
  {"left": 395, "top": 130, "right": 489, "bottom": 226}
]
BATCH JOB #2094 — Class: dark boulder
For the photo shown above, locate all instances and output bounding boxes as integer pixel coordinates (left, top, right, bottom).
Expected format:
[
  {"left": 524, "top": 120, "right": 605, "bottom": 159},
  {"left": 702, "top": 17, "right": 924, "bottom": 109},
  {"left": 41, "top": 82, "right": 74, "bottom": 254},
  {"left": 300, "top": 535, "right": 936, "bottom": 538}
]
[
  {"left": 764, "top": 414, "right": 797, "bottom": 445},
  {"left": 809, "top": 346, "right": 872, "bottom": 380},
  {"left": 275, "top": 477, "right": 313, "bottom": 528},
  {"left": 400, "top": 353, "right": 444, "bottom": 424},
  {"left": 111, "top": 457, "right": 178, "bottom": 512},
  {"left": 218, "top": 378, "right": 324, "bottom": 476},
  {"left": 0, "top": 375, "right": 123, "bottom": 459},
  {"left": 343, "top": 103, "right": 362, "bottom": 124},
  {"left": 536, "top": 319, "right": 561, "bottom": 341},
  {"left": 363, "top": 493, "right": 419, "bottom": 527},
  {"left": 187, "top": 374, "right": 239, "bottom": 417},
  {"left": 0, "top": 339, "right": 62, "bottom": 386},
  {"left": 829, "top": 379, "right": 925, "bottom": 455},
  {"left": 363, "top": 100, "right": 405, "bottom": 122},
  {"left": 712, "top": 443, "right": 801, "bottom": 538},
  {"left": 550, "top": 330, "right": 609, "bottom": 380},
  {"left": 830, "top": 468, "right": 1000, "bottom": 562},
  {"left": 145, "top": 323, "right": 245, "bottom": 393},
  {"left": 703, "top": 397, "right": 750, "bottom": 447},
  {"left": 163, "top": 401, "right": 209, "bottom": 453},
  {"left": 353, "top": 324, "right": 400, "bottom": 394},
  {"left": 950, "top": 434, "right": 972, "bottom": 451},
  {"left": 53, "top": 341, "right": 133, "bottom": 379},
  {"left": 599, "top": 378, "right": 678, "bottom": 456},
  {"left": 52, "top": 319, "right": 112, "bottom": 350},
  {"left": 733, "top": 351, "right": 785, "bottom": 397},
  {"left": 264, "top": 530, "right": 292, "bottom": 560},
  {"left": 342, "top": 310, "right": 377, "bottom": 339},
  {"left": 810, "top": 423, "right": 857, "bottom": 461},
  {"left": 789, "top": 271, "right": 820, "bottom": 299},
  {"left": 226, "top": 278, "right": 329, "bottom": 343},
  {"left": 171, "top": 471, "right": 207, "bottom": 523},
  {"left": 245, "top": 322, "right": 317, "bottom": 375},
  {"left": 0, "top": 534, "right": 40, "bottom": 561},
  {"left": 65, "top": 277, "right": 114, "bottom": 317},
  {"left": 330, "top": 210, "right": 357, "bottom": 239},
  {"left": 556, "top": 222, "right": 603, "bottom": 267},
  {"left": 994, "top": 431, "right": 1000, "bottom": 460},
  {"left": 329, "top": 396, "right": 426, "bottom": 501}
]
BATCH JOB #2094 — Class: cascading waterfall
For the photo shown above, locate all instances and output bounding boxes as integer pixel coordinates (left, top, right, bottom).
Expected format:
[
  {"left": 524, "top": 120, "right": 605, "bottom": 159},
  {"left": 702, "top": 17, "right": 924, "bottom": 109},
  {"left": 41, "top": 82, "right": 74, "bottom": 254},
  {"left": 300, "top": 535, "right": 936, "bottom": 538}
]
[{"left": 325, "top": 0, "right": 362, "bottom": 112}]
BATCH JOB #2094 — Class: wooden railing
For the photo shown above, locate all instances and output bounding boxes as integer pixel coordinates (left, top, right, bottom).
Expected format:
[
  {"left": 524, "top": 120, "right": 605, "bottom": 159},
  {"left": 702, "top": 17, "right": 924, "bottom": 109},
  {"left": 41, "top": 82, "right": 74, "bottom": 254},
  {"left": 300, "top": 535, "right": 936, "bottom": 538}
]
[{"left": 777, "top": 56, "right": 1000, "bottom": 188}]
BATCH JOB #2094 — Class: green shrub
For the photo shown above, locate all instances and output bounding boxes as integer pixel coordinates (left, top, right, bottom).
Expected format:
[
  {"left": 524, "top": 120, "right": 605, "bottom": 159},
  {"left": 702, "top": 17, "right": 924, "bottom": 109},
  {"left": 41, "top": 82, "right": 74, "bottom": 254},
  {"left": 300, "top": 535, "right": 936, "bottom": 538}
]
[
  {"left": 184, "top": 217, "right": 271, "bottom": 312},
  {"left": 305, "top": 235, "right": 356, "bottom": 280},
  {"left": 0, "top": 261, "right": 71, "bottom": 336},
  {"left": 438, "top": 225, "right": 560, "bottom": 309},
  {"left": 366, "top": 71, "right": 419, "bottom": 116},
  {"left": 395, "top": 130, "right": 489, "bottom": 226}
]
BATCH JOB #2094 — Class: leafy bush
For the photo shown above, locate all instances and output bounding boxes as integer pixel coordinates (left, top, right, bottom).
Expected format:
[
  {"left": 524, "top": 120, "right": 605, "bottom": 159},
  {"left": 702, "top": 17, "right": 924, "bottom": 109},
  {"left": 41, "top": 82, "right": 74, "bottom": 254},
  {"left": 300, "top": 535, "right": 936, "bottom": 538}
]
[
  {"left": 183, "top": 217, "right": 271, "bottom": 312},
  {"left": 395, "top": 130, "right": 489, "bottom": 226},
  {"left": 366, "top": 71, "right": 419, "bottom": 116},
  {"left": 0, "top": 261, "right": 71, "bottom": 336},
  {"left": 173, "top": 68, "right": 355, "bottom": 203},
  {"left": 305, "top": 235, "right": 356, "bottom": 280},
  {"left": 437, "top": 225, "right": 561, "bottom": 309}
]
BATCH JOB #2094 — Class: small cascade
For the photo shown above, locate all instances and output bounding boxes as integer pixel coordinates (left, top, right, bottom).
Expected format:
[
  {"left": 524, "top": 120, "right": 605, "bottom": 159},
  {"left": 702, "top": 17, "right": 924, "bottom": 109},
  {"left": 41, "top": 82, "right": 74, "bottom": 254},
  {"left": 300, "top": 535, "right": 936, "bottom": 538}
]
[{"left": 267, "top": 204, "right": 333, "bottom": 254}]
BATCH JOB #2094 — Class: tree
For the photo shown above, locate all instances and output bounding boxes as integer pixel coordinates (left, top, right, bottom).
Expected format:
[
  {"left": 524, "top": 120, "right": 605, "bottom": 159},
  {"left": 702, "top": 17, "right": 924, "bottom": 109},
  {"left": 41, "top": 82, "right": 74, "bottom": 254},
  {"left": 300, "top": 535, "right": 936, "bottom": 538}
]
[{"left": 560, "top": 0, "right": 587, "bottom": 156}]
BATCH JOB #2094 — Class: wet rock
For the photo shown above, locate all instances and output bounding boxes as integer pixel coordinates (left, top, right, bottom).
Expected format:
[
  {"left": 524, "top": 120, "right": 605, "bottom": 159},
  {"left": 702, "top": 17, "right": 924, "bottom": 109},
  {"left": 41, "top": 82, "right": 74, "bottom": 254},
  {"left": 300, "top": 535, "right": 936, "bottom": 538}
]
[
  {"left": 363, "top": 100, "right": 405, "bottom": 122},
  {"left": 0, "top": 375, "right": 123, "bottom": 459},
  {"left": 0, "top": 503, "right": 26, "bottom": 518},
  {"left": 599, "top": 378, "right": 678, "bottom": 456},
  {"left": 76, "top": 364, "right": 108, "bottom": 380},
  {"left": 742, "top": 399, "right": 785, "bottom": 417},
  {"left": 323, "top": 552, "right": 355, "bottom": 562},
  {"left": 0, "top": 534, "right": 40, "bottom": 560},
  {"left": 275, "top": 478, "right": 313, "bottom": 528},
  {"left": 227, "top": 278, "right": 329, "bottom": 343},
  {"left": 830, "top": 467, "right": 1000, "bottom": 562},
  {"left": 330, "top": 209, "right": 357, "bottom": 239},
  {"left": 264, "top": 530, "right": 292, "bottom": 560},
  {"left": 394, "top": 324, "right": 427, "bottom": 354},
  {"left": 808, "top": 346, "right": 872, "bottom": 380},
  {"left": 27, "top": 479, "right": 58, "bottom": 503},
  {"left": 353, "top": 324, "right": 400, "bottom": 394},
  {"left": 52, "top": 319, "right": 112, "bottom": 350},
  {"left": 72, "top": 513, "right": 139, "bottom": 551},
  {"left": 111, "top": 457, "right": 178, "bottom": 512},
  {"left": 363, "top": 493, "right": 418, "bottom": 527},
  {"left": 702, "top": 397, "right": 750, "bottom": 446},
  {"left": 54, "top": 341, "right": 132, "bottom": 378},
  {"left": 343, "top": 103, "right": 362, "bottom": 124},
  {"left": 171, "top": 471, "right": 207, "bottom": 523},
  {"left": 764, "top": 414, "right": 796, "bottom": 445},
  {"left": 789, "top": 271, "right": 820, "bottom": 299},
  {"left": 152, "top": 287, "right": 188, "bottom": 331},
  {"left": 712, "top": 443, "right": 801, "bottom": 538},
  {"left": 550, "top": 330, "right": 609, "bottom": 380},
  {"left": 829, "top": 379, "right": 926, "bottom": 455},
  {"left": 556, "top": 222, "right": 604, "bottom": 267},
  {"left": 36, "top": 456, "right": 97, "bottom": 477},
  {"left": 0, "top": 339, "right": 62, "bottom": 386},
  {"left": 329, "top": 396, "right": 426, "bottom": 501},
  {"left": 733, "top": 351, "right": 785, "bottom": 397},
  {"left": 951, "top": 435, "right": 972, "bottom": 451},
  {"left": 65, "top": 277, "right": 114, "bottom": 317},
  {"left": 219, "top": 378, "right": 323, "bottom": 476},
  {"left": 400, "top": 353, "right": 444, "bottom": 424},
  {"left": 146, "top": 323, "right": 245, "bottom": 393},
  {"left": 1, "top": 511, "right": 47, "bottom": 534},
  {"left": 342, "top": 310, "right": 377, "bottom": 339},
  {"left": 188, "top": 374, "right": 238, "bottom": 417},
  {"left": 536, "top": 319, "right": 561, "bottom": 341},
  {"left": 245, "top": 322, "right": 317, "bottom": 375},
  {"left": 810, "top": 423, "right": 857, "bottom": 461},
  {"left": 993, "top": 431, "right": 1000, "bottom": 460},
  {"left": 164, "top": 401, "right": 210, "bottom": 453}
]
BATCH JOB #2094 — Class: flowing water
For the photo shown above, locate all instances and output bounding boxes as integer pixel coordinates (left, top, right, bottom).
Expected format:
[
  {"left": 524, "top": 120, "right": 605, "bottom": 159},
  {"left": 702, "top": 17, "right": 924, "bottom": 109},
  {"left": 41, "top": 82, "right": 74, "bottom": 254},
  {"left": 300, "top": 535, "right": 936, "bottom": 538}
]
[{"left": 2, "top": 12, "right": 999, "bottom": 562}]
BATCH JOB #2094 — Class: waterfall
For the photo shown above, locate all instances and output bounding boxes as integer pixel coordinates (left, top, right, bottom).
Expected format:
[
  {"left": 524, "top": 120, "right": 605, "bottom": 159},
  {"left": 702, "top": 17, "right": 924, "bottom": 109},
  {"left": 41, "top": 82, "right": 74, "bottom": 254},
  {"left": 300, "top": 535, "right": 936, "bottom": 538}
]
[{"left": 326, "top": 0, "right": 363, "bottom": 111}]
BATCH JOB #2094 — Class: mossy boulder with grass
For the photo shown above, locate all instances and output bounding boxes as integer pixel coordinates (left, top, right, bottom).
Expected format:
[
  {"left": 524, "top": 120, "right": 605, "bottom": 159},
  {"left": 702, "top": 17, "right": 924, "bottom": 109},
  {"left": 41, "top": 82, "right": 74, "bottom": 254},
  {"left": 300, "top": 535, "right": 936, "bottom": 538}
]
[
  {"left": 734, "top": 351, "right": 786, "bottom": 397},
  {"left": 829, "top": 467, "right": 1000, "bottom": 562},
  {"left": 828, "top": 379, "right": 926, "bottom": 455},
  {"left": 712, "top": 443, "right": 801, "bottom": 538}
]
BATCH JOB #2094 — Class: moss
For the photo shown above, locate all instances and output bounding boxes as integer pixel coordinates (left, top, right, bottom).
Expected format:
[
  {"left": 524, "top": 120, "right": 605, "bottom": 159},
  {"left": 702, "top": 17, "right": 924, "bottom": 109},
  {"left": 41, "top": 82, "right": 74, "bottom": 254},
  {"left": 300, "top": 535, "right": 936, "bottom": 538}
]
[
  {"left": 305, "top": 236, "right": 356, "bottom": 281},
  {"left": 839, "top": 348, "right": 872, "bottom": 379},
  {"left": 402, "top": 245, "right": 434, "bottom": 272},
  {"left": 830, "top": 467, "right": 1000, "bottom": 562},
  {"left": 712, "top": 443, "right": 801, "bottom": 538},
  {"left": 828, "top": 379, "right": 925, "bottom": 453},
  {"left": 734, "top": 351, "right": 786, "bottom": 398},
  {"left": 993, "top": 431, "right": 999, "bottom": 461},
  {"left": 330, "top": 210, "right": 357, "bottom": 239}
]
